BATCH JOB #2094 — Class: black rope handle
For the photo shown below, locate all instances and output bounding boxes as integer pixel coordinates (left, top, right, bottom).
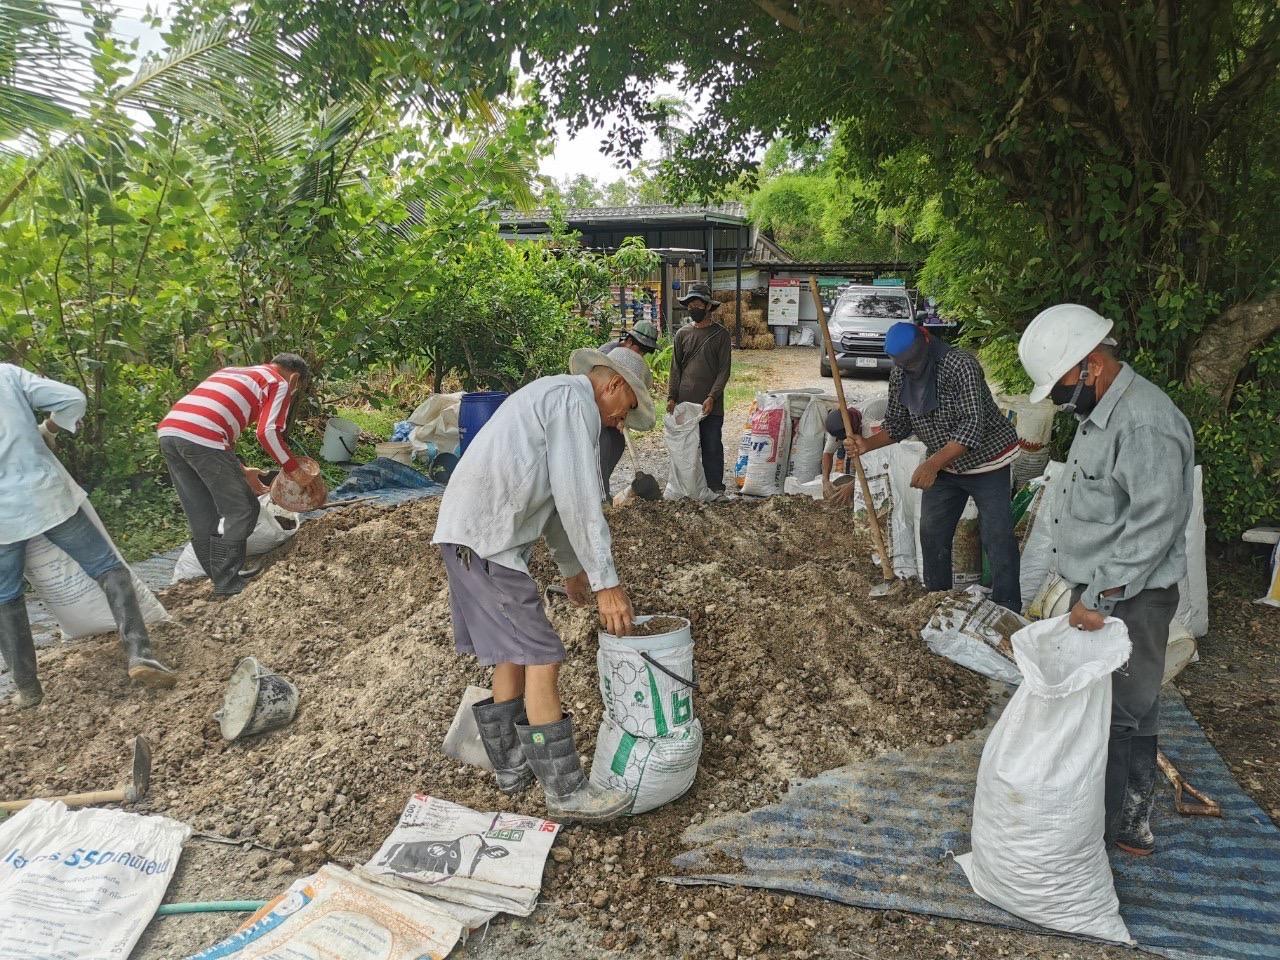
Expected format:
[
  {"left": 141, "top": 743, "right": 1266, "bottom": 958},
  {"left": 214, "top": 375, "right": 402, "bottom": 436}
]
[{"left": 641, "top": 651, "right": 699, "bottom": 690}]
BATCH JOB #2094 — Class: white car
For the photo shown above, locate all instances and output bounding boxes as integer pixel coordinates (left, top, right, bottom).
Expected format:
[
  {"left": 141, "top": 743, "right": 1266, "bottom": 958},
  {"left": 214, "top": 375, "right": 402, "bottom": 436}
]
[{"left": 820, "top": 285, "right": 915, "bottom": 377}]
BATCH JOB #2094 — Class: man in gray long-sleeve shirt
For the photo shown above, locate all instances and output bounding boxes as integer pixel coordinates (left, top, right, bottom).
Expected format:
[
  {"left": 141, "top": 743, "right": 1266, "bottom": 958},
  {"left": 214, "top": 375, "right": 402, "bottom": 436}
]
[
  {"left": 668, "top": 282, "right": 733, "bottom": 491},
  {"left": 1021, "top": 303, "right": 1195, "bottom": 858},
  {"left": 432, "top": 347, "right": 655, "bottom": 823}
]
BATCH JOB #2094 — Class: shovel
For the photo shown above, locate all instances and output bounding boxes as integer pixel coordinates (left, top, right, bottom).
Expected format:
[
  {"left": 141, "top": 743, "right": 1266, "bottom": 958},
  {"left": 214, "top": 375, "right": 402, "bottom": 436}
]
[
  {"left": 810, "top": 274, "right": 898, "bottom": 598},
  {"left": 0, "top": 735, "right": 151, "bottom": 815},
  {"left": 624, "top": 428, "right": 661, "bottom": 501}
]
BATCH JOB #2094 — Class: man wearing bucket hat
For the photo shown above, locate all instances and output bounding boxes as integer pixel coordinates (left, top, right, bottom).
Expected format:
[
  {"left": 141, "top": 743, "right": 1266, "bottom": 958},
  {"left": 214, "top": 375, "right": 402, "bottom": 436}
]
[
  {"left": 597, "top": 319, "right": 660, "bottom": 498},
  {"left": 845, "top": 323, "right": 1023, "bottom": 611},
  {"left": 1, "top": 364, "right": 175, "bottom": 710},
  {"left": 433, "top": 347, "right": 655, "bottom": 822},
  {"left": 1019, "top": 304, "right": 1194, "bottom": 857},
  {"left": 158, "top": 354, "right": 317, "bottom": 598},
  {"left": 669, "top": 281, "right": 732, "bottom": 493}
]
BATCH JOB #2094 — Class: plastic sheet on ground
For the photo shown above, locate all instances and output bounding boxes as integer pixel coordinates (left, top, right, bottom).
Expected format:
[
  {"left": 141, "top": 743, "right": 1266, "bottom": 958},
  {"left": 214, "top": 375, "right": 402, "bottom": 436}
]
[
  {"left": 0, "top": 800, "right": 190, "bottom": 960},
  {"left": 361, "top": 794, "right": 559, "bottom": 918},
  {"left": 327, "top": 456, "right": 443, "bottom": 505},
  {"left": 186, "top": 864, "right": 463, "bottom": 960},
  {"left": 668, "top": 687, "right": 1280, "bottom": 960}
]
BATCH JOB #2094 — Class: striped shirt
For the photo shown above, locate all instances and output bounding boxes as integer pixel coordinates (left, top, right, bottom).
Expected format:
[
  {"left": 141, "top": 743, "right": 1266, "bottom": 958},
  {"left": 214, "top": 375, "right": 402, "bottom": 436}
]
[{"left": 157, "top": 365, "right": 298, "bottom": 471}]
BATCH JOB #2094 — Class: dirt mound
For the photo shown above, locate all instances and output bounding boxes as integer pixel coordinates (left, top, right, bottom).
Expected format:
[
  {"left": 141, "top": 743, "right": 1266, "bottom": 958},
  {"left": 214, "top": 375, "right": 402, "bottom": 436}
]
[{"left": 2, "top": 495, "right": 989, "bottom": 956}]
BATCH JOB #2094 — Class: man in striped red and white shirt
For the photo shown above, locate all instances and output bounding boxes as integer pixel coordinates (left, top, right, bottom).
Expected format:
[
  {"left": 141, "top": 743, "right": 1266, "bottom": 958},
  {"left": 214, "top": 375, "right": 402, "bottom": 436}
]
[{"left": 158, "top": 354, "right": 311, "bottom": 596}]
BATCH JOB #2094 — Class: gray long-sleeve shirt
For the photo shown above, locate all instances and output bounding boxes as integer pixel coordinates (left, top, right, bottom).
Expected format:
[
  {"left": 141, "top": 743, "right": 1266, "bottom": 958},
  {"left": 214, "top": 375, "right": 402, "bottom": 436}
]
[
  {"left": 1049, "top": 364, "right": 1195, "bottom": 614},
  {"left": 432, "top": 374, "right": 618, "bottom": 590},
  {"left": 668, "top": 321, "right": 732, "bottom": 416}
]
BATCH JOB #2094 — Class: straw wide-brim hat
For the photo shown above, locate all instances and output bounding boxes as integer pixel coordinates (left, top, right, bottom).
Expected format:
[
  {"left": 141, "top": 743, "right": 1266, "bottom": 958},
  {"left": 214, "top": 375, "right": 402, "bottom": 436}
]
[{"left": 569, "top": 347, "right": 656, "bottom": 431}]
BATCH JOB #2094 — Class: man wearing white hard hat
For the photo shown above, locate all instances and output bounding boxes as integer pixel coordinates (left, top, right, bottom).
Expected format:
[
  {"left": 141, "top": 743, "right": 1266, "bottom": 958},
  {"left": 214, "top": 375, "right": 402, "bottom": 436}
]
[
  {"left": 432, "top": 346, "right": 654, "bottom": 823},
  {"left": 1019, "top": 304, "right": 1195, "bottom": 857}
]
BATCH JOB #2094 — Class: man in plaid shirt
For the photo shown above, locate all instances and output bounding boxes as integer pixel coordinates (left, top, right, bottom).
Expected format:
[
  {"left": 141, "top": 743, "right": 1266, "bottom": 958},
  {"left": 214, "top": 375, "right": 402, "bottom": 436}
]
[{"left": 847, "top": 323, "right": 1022, "bottom": 610}]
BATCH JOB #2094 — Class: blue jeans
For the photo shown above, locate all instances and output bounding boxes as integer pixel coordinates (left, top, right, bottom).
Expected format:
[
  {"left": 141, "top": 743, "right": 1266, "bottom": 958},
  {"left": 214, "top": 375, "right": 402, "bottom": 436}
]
[
  {"left": 0, "top": 507, "right": 122, "bottom": 604},
  {"left": 919, "top": 466, "right": 1021, "bottom": 612}
]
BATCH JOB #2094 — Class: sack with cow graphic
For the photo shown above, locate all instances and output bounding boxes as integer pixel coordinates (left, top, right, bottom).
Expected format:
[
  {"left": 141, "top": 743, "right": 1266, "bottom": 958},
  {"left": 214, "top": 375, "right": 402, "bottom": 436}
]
[{"left": 362, "top": 794, "right": 560, "bottom": 918}]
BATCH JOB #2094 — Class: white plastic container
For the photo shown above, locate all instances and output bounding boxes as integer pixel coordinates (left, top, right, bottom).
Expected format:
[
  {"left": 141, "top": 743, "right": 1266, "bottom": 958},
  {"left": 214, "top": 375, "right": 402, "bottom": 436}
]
[{"left": 321, "top": 416, "right": 360, "bottom": 462}]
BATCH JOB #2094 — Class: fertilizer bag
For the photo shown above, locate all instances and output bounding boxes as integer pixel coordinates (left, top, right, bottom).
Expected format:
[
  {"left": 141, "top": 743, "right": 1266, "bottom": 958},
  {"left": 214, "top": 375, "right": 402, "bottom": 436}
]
[
  {"left": 0, "top": 799, "right": 190, "bottom": 960},
  {"left": 788, "top": 398, "right": 827, "bottom": 484},
  {"left": 957, "top": 614, "right": 1132, "bottom": 943},
  {"left": 591, "top": 717, "right": 703, "bottom": 815},
  {"left": 663, "top": 402, "right": 715, "bottom": 502},
  {"left": 23, "top": 499, "right": 167, "bottom": 639},
  {"left": 597, "top": 616, "right": 696, "bottom": 737},
  {"left": 741, "top": 393, "right": 792, "bottom": 496}
]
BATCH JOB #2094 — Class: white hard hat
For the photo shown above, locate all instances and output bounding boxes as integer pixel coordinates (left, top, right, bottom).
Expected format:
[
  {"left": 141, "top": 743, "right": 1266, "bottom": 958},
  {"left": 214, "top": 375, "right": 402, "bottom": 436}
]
[{"left": 1018, "top": 304, "right": 1114, "bottom": 403}]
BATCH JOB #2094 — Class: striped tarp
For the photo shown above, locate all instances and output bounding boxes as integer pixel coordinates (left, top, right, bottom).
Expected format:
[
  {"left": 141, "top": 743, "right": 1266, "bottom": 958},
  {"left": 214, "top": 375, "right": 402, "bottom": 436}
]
[{"left": 669, "top": 689, "right": 1280, "bottom": 960}]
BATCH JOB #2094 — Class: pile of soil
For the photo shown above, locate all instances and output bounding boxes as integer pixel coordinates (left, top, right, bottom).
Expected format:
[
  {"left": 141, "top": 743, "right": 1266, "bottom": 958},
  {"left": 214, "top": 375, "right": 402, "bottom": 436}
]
[{"left": 2, "top": 496, "right": 990, "bottom": 957}]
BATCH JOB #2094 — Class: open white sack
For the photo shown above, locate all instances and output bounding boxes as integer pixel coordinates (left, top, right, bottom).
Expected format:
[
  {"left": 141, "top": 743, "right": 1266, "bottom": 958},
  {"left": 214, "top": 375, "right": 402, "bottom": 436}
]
[
  {"left": 663, "top": 402, "right": 716, "bottom": 502},
  {"left": 171, "top": 494, "right": 299, "bottom": 583},
  {"left": 957, "top": 614, "right": 1132, "bottom": 943}
]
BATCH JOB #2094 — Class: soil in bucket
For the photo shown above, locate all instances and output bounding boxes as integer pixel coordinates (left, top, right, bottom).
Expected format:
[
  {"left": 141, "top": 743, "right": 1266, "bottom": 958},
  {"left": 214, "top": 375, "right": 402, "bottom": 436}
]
[{"left": 627, "top": 615, "right": 690, "bottom": 637}]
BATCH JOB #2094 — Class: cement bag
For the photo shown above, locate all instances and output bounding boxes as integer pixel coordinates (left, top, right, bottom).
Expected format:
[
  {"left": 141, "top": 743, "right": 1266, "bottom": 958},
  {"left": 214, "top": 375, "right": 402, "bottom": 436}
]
[
  {"left": 788, "top": 398, "right": 827, "bottom": 483},
  {"left": 172, "top": 494, "right": 300, "bottom": 582},
  {"left": 733, "top": 400, "right": 756, "bottom": 490},
  {"left": 922, "top": 592, "right": 1027, "bottom": 685},
  {"left": 0, "top": 799, "right": 190, "bottom": 960},
  {"left": 1018, "top": 461, "right": 1064, "bottom": 616},
  {"left": 590, "top": 717, "right": 703, "bottom": 814},
  {"left": 957, "top": 614, "right": 1132, "bottom": 944},
  {"left": 23, "top": 500, "right": 167, "bottom": 640},
  {"left": 189, "top": 864, "right": 464, "bottom": 960},
  {"left": 999, "top": 394, "right": 1056, "bottom": 488},
  {"left": 741, "top": 393, "right": 792, "bottom": 497},
  {"left": 363, "top": 794, "right": 559, "bottom": 918},
  {"left": 598, "top": 616, "right": 695, "bottom": 737},
  {"left": 663, "top": 402, "right": 715, "bottom": 502}
]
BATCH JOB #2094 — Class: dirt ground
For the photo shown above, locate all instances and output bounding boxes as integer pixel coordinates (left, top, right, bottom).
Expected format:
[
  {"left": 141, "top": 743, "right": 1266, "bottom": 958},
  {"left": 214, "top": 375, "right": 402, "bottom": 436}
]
[{"left": 2, "top": 347, "right": 1276, "bottom": 960}]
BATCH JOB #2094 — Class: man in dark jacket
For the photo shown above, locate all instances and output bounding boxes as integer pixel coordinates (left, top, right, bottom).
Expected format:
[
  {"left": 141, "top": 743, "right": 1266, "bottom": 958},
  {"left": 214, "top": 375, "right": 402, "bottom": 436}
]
[
  {"left": 846, "top": 323, "right": 1021, "bottom": 611},
  {"left": 667, "top": 282, "right": 732, "bottom": 492}
]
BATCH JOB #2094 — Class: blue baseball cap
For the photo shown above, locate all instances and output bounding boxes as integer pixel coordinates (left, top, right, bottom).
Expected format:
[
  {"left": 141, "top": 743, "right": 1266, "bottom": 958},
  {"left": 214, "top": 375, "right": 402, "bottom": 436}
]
[{"left": 884, "top": 322, "right": 920, "bottom": 357}]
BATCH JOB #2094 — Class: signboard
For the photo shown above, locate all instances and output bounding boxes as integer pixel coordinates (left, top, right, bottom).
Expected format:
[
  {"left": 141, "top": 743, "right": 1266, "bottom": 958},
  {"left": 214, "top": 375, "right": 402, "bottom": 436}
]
[
  {"left": 872, "top": 277, "right": 906, "bottom": 287},
  {"left": 767, "top": 278, "right": 801, "bottom": 326},
  {"left": 817, "top": 276, "right": 855, "bottom": 317}
]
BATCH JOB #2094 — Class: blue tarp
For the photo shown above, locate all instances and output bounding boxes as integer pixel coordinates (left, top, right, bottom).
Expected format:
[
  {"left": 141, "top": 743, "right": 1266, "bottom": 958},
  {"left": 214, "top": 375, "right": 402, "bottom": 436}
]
[
  {"left": 324, "top": 457, "right": 443, "bottom": 508},
  {"left": 670, "top": 689, "right": 1280, "bottom": 960}
]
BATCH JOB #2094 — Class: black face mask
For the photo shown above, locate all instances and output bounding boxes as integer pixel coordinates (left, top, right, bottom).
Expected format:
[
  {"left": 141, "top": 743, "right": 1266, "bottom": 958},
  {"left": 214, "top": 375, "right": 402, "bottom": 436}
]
[
  {"left": 892, "top": 335, "right": 930, "bottom": 379},
  {"left": 688, "top": 306, "right": 707, "bottom": 322},
  {"left": 1051, "top": 363, "right": 1098, "bottom": 416}
]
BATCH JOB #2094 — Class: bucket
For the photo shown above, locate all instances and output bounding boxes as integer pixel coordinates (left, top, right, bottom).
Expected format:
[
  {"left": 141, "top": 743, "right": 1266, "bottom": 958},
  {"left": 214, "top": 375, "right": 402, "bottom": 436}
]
[
  {"left": 773, "top": 325, "right": 789, "bottom": 347},
  {"left": 320, "top": 417, "right": 360, "bottom": 462},
  {"left": 374, "top": 441, "right": 413, "bottom": 465},
  {"left": 219, "top": 656, "right": 300, "bottom": 740},
  {"left": 458, "top": 391, "right": 508, "bottom": 456},
  {"left": 1028, "top": 574, "right": 1073, "bottom": 620},
  {"left": 597, "top": 615, "right": 696, "bottom": 738},
  {"left": 269, "top": 457, "right": 327, "bottom": 512}
]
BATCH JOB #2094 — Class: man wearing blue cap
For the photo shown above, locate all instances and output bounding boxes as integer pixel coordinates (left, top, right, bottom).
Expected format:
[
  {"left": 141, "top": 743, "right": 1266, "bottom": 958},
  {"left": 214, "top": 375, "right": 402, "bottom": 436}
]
[{"left": 845, "top": 323, "right": 1022, "bottom": 611}]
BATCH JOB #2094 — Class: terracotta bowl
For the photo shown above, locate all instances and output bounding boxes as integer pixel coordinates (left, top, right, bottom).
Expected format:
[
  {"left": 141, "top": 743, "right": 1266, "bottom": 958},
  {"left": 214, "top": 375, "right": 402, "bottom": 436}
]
[{"left": 270, "top": 457, "right": 327, "bottom": 512}]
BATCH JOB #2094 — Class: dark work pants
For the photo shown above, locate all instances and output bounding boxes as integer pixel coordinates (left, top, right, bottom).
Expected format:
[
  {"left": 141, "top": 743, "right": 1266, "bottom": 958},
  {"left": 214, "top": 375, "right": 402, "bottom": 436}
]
[
  {"left": 159, "top": 435, "right": 259, "bottom": 543},
  {"left": 919, "top": 466, "right": 1020, "bottom": 612},
  {"left": 1072, "top": 583, "right": 1179, "bottom": 837},
  {"left": 599, "top": 426, "right": 625, "bottom": 497},
  {"left": 699, "top": 414, "right": 725, "bottom": 492}
]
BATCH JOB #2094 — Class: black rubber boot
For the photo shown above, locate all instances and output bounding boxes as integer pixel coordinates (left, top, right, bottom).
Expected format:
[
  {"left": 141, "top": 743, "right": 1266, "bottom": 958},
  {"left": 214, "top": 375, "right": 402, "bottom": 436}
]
[
  {"left": 1103, "top": 731, "right": 1132, "bottom": 843},
  {"left": 516, "top": 714, "right": 632, "bottom": 823},
  {"left": 1114, "top": 735, "right": 1159, "bottom": 856},
  {"left": 0, "top": 597, "right": 43, "bottom": 709},
  {"left": 95, "top": 568, "right": 177, "bottom": 689},
  {"left": 473, "top": 697, "right": 535, "bottom": 794},
  {"left": 190, "top": 536, "right": 214, "bottom": 579},
  {"left": 209, "top": 536, "right": 253, "bottom": 596}
]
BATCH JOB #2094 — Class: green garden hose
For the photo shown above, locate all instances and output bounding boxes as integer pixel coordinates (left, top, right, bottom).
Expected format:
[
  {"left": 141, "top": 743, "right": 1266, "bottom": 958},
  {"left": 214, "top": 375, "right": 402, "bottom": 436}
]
[{"left": 156, "top": 900, "right": 268, "bottom": 917}]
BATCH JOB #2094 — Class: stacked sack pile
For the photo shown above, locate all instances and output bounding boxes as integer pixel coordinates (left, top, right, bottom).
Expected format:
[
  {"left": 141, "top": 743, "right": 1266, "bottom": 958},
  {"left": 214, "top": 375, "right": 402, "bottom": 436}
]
[
  {"left": 589, "top": 616, "right": 703, "bottom": 814},
  {"left": 712, "top": 289, "right": 773, "bottom": 350}
]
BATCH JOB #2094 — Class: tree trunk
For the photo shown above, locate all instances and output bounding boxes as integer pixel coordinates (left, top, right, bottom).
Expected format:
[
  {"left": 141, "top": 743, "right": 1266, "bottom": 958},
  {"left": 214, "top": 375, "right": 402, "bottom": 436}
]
[{"left": 1185, "top": 290, "right": 1280, "bottom": 406}]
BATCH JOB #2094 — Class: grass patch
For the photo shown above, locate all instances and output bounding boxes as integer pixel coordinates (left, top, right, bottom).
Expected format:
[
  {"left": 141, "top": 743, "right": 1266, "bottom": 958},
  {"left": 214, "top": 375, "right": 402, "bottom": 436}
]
[
  {"left": 335, "top": 406, "right": 403, "bottom": 439},
  {"left": 89, "top": 479, "right": 188, "bottom": 563},
  {"left": 724, "top": 358, "right": 766, "bottom": 412}
]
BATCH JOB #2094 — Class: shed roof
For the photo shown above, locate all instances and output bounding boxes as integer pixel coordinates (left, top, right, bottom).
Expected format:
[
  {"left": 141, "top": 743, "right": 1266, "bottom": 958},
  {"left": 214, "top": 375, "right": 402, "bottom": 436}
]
[{"left": 499, "top": 203, "right": 748, "bottom": 227}]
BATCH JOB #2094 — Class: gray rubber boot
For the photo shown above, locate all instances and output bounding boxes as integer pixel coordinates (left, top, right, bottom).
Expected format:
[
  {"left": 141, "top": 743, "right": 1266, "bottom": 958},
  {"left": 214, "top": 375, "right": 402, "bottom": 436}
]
[
  {"left": 95, "top": 568, "right": 177, "bottom": 689},
  {"left": 473, "top": 697, "right": 535, "bottom": 794},
  {"left": 1114, "top": 734, "right": 1158, "bottom": 856},
  {"left": 0, "top": 597, "right": 43, "bottom": 709},
  {"left": 208, "top": 536, "right": 252, "bottom": 596},
  {"left": 516, "top": 714, "right": 633, "bottom": 823}
]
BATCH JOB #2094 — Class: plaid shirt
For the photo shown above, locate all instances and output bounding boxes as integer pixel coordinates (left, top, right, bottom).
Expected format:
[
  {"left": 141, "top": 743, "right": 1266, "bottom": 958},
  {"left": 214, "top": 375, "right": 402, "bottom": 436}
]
[{"left": 883, "top": 348, "right": 1019, "bottom": 473}]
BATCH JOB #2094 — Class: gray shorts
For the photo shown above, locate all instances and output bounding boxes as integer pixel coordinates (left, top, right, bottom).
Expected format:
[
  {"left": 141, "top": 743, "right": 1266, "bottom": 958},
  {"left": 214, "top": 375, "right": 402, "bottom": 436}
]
[{"left": 440, "top": 544, "right": 566, "bottom": 666}]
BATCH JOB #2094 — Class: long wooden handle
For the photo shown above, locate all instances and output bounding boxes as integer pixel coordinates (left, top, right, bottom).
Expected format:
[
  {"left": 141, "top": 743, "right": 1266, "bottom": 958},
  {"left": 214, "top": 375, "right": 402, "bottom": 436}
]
[
  {"left": 810, "top": 276, "right": 895, "bottom": 583},
  {"left": 0, "top": 789, "right": 127, "bottom": 813},
  {"left": 623, "top": 428, "right": 641, "bottom": 472}
]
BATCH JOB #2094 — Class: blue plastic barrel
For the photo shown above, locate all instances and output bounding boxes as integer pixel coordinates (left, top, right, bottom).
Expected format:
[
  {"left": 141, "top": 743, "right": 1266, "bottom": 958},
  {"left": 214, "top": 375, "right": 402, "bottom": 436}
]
[{"left": 458, "top": 391, "right": 508, "bottom": 456}]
